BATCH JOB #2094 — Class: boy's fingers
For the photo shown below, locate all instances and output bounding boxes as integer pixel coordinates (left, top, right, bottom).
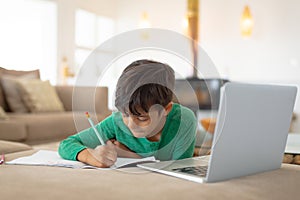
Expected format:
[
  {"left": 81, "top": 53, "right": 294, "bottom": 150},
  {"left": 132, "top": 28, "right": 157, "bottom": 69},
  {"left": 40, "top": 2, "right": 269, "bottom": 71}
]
[
  {"left": 94, "top": 146, "right": 117, "bottom": 162},
  {"left": 106, "top": 148, "right": 117, "bottom": 162},
  {"left": 88, "top": 143, "right": 117, "bottom": 166},
  {"left": 90, "top": 152, "right": 114, "bottom": 167},
  {"left": 101, "top": 158, "right": 114, "bottom": 167},
  {"left": 107, "top": 141, "right": 117, "bottom": 152},
  {"left": 106, "top": 154, "right": 117, "bottom": 163}
]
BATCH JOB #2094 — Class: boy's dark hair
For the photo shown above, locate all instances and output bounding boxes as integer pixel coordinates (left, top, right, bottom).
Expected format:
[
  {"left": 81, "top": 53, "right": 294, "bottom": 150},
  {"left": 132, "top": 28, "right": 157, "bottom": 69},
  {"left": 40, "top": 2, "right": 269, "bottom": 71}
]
[{"left": 115, "top": 59, "right": 175, "bottom": 116}]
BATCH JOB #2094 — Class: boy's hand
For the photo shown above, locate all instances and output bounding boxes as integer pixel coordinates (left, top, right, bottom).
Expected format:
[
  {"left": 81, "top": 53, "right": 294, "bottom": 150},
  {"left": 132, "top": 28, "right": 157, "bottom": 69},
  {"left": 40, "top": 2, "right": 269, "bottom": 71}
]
[
  {"left": 77, "top": 140, "right": 117, "bottom": 168},
  {"left": 110, "top": 139, "right": 141, "bottom": 158}
]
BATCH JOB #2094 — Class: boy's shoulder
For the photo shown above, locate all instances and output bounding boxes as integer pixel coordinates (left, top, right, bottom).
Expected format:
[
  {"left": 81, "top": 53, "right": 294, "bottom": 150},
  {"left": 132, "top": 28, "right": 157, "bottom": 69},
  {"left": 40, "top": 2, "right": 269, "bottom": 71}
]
[
  {"left": 172, "top": 103, "right": 195, "bottom": 115},
  {"left": 171, "top": 103, "right": 197, "bottom": 123}
]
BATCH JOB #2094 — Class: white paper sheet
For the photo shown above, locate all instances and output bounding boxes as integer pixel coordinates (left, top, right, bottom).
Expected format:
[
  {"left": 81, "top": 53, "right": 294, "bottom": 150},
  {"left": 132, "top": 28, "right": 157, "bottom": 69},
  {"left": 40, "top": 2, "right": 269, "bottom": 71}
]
[{"left": 6, "top": 150, "right": 157, "bottom": 169}]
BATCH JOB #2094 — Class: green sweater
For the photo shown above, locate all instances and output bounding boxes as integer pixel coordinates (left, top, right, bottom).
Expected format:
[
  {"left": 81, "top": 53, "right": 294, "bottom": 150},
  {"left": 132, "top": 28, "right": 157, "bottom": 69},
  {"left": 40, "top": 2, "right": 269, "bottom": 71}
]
[{"left": 58, "top": 103, "right": 197, "bottom": 161}]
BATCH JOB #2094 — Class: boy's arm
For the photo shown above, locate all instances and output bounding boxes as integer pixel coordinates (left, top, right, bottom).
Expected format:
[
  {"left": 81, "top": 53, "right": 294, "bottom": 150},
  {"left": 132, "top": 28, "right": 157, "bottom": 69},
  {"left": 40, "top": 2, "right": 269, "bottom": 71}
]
[
  {"left": 58, "top": 133, "right": 88, "bottom": 161},
  {"left": 172, "top": 117, "right": 197, "bottom": 160},
  {"left": 58, "top": 115, "right": 115, "bottom": 161}
]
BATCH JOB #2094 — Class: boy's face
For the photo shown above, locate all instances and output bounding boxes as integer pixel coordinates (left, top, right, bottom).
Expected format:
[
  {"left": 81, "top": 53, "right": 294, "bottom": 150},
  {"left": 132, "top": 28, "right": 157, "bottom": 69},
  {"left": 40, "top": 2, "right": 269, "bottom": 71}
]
[{"left": 122, "top": 104, "right": 172, "bottom": 138}]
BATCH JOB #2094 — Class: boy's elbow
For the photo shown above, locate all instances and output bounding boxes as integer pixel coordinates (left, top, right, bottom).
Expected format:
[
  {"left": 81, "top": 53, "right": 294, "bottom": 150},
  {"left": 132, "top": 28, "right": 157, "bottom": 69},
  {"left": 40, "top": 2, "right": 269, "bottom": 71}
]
[{"left": 58, "top": 139, "right": 69, "bottom": 160}]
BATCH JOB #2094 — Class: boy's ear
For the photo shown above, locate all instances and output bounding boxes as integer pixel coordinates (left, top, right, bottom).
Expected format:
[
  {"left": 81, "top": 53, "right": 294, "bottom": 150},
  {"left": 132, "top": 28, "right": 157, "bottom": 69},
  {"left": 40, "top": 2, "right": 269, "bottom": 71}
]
[{"left": 163, "top": 102, "right": 173, "bottom": 116}]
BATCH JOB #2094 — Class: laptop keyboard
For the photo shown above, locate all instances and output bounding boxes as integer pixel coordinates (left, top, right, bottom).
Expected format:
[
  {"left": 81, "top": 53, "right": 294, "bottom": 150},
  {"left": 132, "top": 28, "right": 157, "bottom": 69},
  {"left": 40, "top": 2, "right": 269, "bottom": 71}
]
[{"left": 172, "top": 166, "right": 208, "bottom": 177}]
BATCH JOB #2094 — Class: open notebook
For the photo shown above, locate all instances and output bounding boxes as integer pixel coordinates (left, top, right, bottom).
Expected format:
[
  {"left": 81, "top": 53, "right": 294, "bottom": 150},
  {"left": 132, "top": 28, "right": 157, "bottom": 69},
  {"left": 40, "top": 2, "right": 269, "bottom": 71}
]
[{"left": 6, "top": 150, "right": 158, "bottom": 169}]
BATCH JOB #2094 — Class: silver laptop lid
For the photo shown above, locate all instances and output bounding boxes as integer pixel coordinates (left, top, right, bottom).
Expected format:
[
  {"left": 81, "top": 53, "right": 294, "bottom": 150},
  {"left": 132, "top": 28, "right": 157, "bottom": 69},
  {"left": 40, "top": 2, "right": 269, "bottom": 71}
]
[{"left": 206, "top": 83, "right": 297, "bottom": 183}]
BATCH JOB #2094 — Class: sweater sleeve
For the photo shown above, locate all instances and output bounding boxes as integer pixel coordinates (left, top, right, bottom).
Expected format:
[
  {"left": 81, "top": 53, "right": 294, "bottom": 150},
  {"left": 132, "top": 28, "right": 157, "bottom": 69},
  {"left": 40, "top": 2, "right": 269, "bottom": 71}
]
[
  {"left": 172, "top": 109, "right": 197, "bottom": 160},
  {"left": 58, "top": 114, "right": 116, "bottom": 161}
]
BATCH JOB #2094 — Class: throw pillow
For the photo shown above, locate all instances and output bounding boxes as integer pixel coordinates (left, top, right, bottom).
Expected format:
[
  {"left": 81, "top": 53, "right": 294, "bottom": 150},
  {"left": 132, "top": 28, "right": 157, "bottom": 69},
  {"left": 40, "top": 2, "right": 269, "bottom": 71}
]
[
  {"left": 0, "top": 67, "right": 40, "bottom": 78},
  {"left": 0, "top": 106, "right": 8, "bottom": 120},
  {"left": 0, "top": 73, "right": 39, "bottom": 113},
  {"left": 17, "top": 79, "right": 64, "bottom": 112},
  {"left": 0, "top": 68, "right": 40, "bottom": 111},
  {"left": 0, "top": 71, "right": 7, "bottom": 110}
]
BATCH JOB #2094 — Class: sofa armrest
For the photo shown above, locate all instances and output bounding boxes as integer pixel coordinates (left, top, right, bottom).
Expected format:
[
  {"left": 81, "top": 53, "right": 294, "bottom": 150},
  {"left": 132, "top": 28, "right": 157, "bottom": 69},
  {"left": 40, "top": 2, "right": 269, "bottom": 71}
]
[
  {"left": 55, "top": 86, "right": 111, "bottom": 115},
  {"left": 0, "top": 140, "right": 32, "bottom": 154},
  {"left": 0, "top": 121, "right": 27, "bottom": 142}
]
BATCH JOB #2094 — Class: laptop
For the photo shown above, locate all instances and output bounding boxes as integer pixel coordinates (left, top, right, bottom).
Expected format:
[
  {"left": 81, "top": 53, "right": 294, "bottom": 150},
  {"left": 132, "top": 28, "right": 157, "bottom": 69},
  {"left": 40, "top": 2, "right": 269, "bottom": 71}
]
[{"left": 137, "top": 82, "right": 297, "bottom": 183}]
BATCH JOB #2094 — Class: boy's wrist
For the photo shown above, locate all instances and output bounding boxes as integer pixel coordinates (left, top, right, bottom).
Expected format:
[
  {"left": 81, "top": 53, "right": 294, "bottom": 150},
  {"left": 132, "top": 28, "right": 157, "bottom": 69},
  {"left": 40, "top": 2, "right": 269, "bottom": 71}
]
[{"left": 77, "top": 148, "right": 89, "bottom": 163}]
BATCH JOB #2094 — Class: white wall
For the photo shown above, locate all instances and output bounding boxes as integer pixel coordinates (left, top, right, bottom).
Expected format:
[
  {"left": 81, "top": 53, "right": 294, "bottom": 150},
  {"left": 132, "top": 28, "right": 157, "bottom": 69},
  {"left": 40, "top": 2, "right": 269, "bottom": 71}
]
[
  {"left": 116, "top": 0, "right": 187, "bottom": 34},
  {"left": 51, "top": 0, "right": 300, "bottom": 131},
  {"left": 200, "top": 0, "right": 300, "bottom": 81},
  {"left": 114, "top": 0, "right": 300, "bottom": 131},
  {"left": 54, "top": 0, "right": 117, "bottom": 84},
  {"left": 114, "top": 0, "right": 300, "bottom": 81},
  {"left": 199, "top": 0, "right": 300, "bottom": 131}
]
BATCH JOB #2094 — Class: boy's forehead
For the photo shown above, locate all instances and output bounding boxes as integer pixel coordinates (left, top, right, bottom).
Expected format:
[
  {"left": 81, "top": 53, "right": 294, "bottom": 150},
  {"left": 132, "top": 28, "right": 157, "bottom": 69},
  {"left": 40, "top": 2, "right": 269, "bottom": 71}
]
[
  {"left": 128, "top": 106, "right": 148, "bottom": 115},
  {"left": 123, "top": 105, "right": 160, "bottom": 116}
]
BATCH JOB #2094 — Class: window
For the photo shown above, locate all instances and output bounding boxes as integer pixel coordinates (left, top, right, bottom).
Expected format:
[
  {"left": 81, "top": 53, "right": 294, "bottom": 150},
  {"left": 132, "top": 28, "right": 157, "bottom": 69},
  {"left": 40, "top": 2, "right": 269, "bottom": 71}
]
[
  {"left": 75, "top": 9, "right": 115, "bottom": 70},
  {"left": 0, "top": 0, "right": 57, "bottom": 84}
]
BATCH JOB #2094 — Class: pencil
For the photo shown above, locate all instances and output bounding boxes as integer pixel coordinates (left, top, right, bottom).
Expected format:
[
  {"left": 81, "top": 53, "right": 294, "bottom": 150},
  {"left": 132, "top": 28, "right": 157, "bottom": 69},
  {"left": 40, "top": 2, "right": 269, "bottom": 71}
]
[{"left": 85, "top": 112, "right": 105, "bottom": 145}]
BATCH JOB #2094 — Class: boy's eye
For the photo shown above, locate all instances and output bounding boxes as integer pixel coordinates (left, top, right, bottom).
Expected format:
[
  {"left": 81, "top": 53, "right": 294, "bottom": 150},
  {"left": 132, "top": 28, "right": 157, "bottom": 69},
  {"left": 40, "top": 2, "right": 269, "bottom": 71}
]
[{"left": 137, "top": 117, "right": 148, "bottom": 122}]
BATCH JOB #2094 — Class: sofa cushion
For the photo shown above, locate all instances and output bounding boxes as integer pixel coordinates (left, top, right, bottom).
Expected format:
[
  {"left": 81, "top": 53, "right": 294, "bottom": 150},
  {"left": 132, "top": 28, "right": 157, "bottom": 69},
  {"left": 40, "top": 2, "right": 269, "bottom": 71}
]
[
  {"left": 17, "top": 79, "right": 64, "bottom": 113},
  {"left": 0, "top": 68, "right": 40, "bottom": 78},
  {"left": 56, "top": 86, "right": 111, "bottom": 115},
  {"left": 1, "top": 111, "right": 110, "bottom": 145},
  {"left": 0, "top": 73, "right": 40, "bottom": 113},
  {"left": 1, "top": 75, "right": 29, "bottom": 113},
  {"left": 0, "top": 106, "right": 8, "bottom": 120},
  {"left": 0, "top": 140, "right": 32, "bottom": 154},
  {"left": 0, "top": 120, "right": 27, "bottom": 141},
  {"left": 0, "top": 68, "right": 40, "bottom": 112},
  {"left": 0, "top": 70, "right": 6, "bottom": 110},
  {"left": 8, "top": 112, "right": 77, "bottom": 143}
]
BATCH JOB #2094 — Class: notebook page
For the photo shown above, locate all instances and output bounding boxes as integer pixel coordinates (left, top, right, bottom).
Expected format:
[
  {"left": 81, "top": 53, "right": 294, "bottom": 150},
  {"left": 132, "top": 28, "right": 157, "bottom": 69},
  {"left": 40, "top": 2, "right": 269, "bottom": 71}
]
[
  {"left": 6, "top": 150, "right": 87, "bottom": 168},
  {"left": 6, "top": 150, "right": 157, "bottom": 169},
  {"left": 114, "top": 156, "right": 157, "bottom": 168}
]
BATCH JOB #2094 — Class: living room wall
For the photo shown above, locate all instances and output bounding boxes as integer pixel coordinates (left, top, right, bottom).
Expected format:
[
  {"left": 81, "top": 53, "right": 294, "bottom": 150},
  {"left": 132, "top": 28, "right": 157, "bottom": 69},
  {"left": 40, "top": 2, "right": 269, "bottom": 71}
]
[
  {"left": 114, "top": 0, "right": 300, "bottom": 131},
  {"left": 54, "top": 0, "right": 117, "bottom": 83},
  {"left": 115, "top": 0, "right": 300, "bottom": 81},
  {"left": 54, "top": 0, "right": 300, "bottom": 131}
]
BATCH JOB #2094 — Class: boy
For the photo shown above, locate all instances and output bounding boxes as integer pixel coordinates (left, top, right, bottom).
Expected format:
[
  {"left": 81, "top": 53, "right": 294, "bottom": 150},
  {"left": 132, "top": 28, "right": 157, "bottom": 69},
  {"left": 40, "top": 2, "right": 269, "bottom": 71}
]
[{"left": 59, "top": 60, "right": 197, "bottom": 168}]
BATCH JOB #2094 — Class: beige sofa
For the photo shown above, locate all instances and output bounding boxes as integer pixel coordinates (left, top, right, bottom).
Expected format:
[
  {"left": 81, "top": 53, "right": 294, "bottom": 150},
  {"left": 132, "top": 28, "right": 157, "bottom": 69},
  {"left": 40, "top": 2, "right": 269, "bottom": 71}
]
[
  {"left": 0, "top": 86, "right": 111, "bottom": 145},
  {"left": 0, "top": 68, "right": 111, "bottom": 154}
]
